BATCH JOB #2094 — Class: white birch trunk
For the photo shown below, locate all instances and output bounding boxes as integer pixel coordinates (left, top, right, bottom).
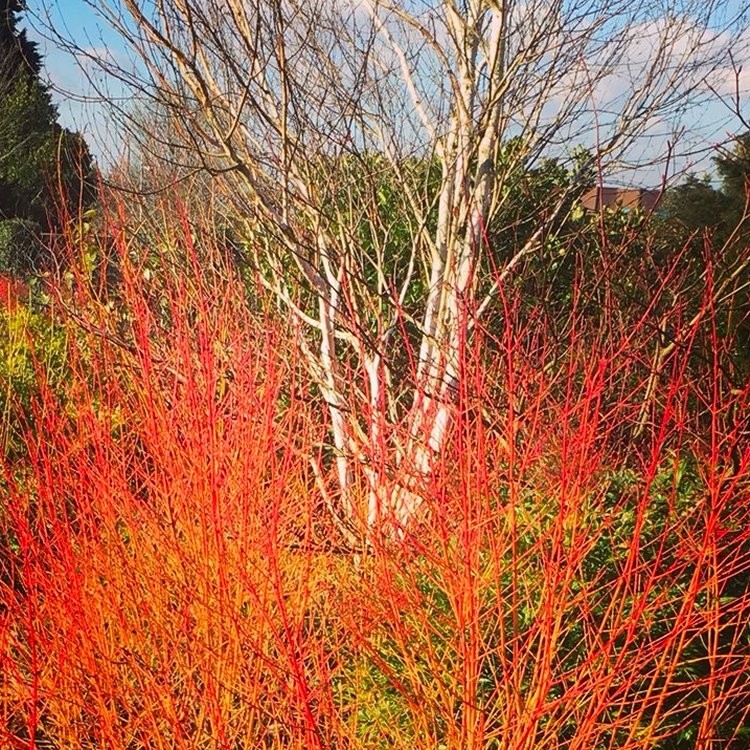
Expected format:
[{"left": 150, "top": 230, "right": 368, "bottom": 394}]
[{"left": 84, "top": 0, "right": 748, "bottom": 537}]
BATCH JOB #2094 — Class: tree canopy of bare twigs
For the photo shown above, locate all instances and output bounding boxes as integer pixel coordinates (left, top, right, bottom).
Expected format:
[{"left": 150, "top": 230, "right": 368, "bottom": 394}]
[{"left": 37, "top": 0, "right": 750, "bottom": 538}]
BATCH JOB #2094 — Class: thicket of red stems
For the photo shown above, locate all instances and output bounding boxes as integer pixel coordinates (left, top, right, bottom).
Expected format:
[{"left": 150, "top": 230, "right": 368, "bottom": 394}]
[{"left": 1, "top": 208, "right": 749, "bottom": 750}]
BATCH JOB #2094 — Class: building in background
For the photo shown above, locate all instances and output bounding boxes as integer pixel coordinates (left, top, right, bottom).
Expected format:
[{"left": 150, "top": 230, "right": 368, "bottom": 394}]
[{"left": 581, "top": 186, "right": 661, "bottom": 212}]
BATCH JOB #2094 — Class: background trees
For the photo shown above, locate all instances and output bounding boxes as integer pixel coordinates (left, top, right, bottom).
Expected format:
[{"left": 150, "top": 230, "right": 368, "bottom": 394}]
[
  {"left": 662, "top": 133, "right": 750, "bottom": 239},
  {"left": 715, "top": 133, "right": 750, "bottom": 230},
  {"left": 0, "top": 0, "right": 95, "bottom": 277},
  {"left": 659, "top": 133, "right": 750, "bottom": 376}
]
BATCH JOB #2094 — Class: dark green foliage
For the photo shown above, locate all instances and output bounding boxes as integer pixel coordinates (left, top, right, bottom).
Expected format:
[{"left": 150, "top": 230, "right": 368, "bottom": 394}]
[
  {"left": 0, "top": 0, "right": 96, "bottom": 277},
  {"left": 0, "top": 216, "right": 41, "bottom": 274},
  {"left": 714, "top": 133, "right": 750, "bottom": 231},
  {"left": 660, "top": 174, "right": 725, "bottom": 234},
  {"left": 661, "top": 133, "right": 750, "bottom": 243},
  {"left": 487, "top": 143, "right": 595, "bottom": 264},
  {"left": 0, "top": 0, "right": 41, "bottom": 75}
]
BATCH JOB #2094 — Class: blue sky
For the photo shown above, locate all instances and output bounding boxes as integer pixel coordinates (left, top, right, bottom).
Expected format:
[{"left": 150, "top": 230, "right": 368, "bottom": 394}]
[
  {"left": 22, "top": 0, "right": 750, "bottom": 184},
  {"left": 27, "top": 0, "right": 118, "bottom": 92},
  {"left": 26, "top": 0, "right": 129, "bottom": 161}
]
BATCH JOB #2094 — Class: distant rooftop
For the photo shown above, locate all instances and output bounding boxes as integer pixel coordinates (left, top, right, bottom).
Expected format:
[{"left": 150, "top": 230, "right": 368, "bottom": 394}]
[{"left": 581, "top": 187, "right": 661, "bottom": 212}]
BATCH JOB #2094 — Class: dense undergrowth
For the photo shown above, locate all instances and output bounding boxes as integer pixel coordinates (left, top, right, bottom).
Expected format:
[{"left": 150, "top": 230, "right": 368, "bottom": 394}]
[{"left": 0, "top": 204, "right": 749, "bottom": 749}]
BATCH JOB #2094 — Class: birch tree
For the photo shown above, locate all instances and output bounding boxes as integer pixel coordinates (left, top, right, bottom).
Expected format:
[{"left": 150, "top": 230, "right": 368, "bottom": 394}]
[{"left": 42, "top": 0, "right": 749, "bottom": 538}]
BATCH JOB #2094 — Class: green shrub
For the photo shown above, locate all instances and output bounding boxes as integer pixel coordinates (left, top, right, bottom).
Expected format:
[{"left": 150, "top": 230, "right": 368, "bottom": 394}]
[
  {"left": 0, "top": 218, "right": 43, "bottom": 277},
  {"left": 0, "top": 296, "right": 67, "bottom": 459}
]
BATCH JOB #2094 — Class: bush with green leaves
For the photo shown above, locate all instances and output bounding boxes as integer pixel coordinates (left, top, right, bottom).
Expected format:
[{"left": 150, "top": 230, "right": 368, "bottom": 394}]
[
  {"left": 0, "top": 293, "right": 68, "bottom": 459},
  {"left": 0, "top": 218, "right": 43, "bottom": 276}
]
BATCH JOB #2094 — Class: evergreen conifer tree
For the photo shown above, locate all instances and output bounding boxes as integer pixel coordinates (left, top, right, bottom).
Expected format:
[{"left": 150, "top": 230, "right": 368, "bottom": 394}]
[
  {"left": 0, "top": 0, "right": 94, "bottom": 276},
  {"left": 714, "top": 132, "right": 750, "bottom": 228}
]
